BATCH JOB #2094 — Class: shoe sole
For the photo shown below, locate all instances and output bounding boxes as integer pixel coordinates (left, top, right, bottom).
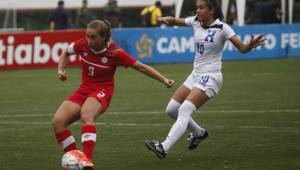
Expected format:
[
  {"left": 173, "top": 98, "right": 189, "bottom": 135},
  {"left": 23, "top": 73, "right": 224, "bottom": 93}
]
[{"left": 145, "top": 141, "right": 165, "bottom": 159}]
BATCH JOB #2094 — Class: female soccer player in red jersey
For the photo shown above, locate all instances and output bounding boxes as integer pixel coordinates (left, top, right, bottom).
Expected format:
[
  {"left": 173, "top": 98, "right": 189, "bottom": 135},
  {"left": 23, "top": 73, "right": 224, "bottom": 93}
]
[{"left": 52, "top": 19, "right": 174, "bottom": 169}]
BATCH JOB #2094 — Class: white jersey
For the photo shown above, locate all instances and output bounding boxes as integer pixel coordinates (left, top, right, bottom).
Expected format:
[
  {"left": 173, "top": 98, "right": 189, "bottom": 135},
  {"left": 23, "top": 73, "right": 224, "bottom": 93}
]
[{"left": 185, "top": 16, "right": 235, "bottom": 73}]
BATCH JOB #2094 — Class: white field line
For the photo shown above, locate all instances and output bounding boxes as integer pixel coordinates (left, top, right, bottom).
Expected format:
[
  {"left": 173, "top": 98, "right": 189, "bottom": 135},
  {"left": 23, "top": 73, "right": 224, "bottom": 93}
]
[
  {"left": 0, "top": 121, "right": 166, "bottom": 127},
  {"left": 0, "top": 121, "right": 298, "bottom": 130},
  {"left": 0, "top": 109, "right": 299, "bottom": 118}
]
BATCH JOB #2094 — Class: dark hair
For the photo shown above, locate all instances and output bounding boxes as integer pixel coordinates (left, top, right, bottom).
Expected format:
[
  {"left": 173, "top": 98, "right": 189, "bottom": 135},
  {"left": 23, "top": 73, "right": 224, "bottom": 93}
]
[
  {"left": 87, "top": 20, "right": 112, "bottom": 43},
  {"left": 155, "top": 1, "right": 162, "bottom": 7},
  {"left": 58, "top": 0, "right": 64, "bottom": 6},
  {"left": 206, "top": 0, "right": 224, "bottom": 20}
]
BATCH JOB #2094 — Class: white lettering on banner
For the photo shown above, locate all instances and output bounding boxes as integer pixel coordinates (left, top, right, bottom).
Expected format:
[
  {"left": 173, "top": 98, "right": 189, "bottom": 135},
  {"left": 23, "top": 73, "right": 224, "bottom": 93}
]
[
  {"left": 34, "top": 37, "right": 50, "bottom": 64},
  {"left": 290, "top": 33, "right": 298, "bottom": 48},
  {"left": 180, "top": 37, "right": 194, "bottom": 53},
  {"left": 52, "top": 42, "right": 68, "bottom": 63},
  {"left": 281, "top": 33, "right": 289, "bottom": 49},
  {"left": 169, "top": 37, "right": 181, "bottom": 53},
  {"left": 0, "top": 36, "right": 75, "bottom": 66},
  {"left": 157, "top": 37, "right": 168, "bottom": 54},
  {"left": 15, "top": 44, "right": 32, "bottom": 65},
  {"left": 157, "top": 36, "right": 194, "bottom": 54},
  {"left": 281, "top": 33, "right": 300, "bottom": 49},
  {"left": 0, "top": 40, "right": 6, "bottom": 65},
  {"left": 7, "top": 36, "right": 15, "bottom": 65}
]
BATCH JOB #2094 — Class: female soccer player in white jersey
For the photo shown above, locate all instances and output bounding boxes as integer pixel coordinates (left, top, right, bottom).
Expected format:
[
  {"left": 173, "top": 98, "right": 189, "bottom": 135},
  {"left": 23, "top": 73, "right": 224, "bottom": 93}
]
[{"left": 145, "top": 0, "right": 265, "bottom": 159}]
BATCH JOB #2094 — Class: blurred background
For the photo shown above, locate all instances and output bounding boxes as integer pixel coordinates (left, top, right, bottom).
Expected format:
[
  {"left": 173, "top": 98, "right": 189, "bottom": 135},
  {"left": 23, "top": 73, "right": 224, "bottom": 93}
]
[{"left": 0, "top": 0, "right": 299, "bottom": 30}]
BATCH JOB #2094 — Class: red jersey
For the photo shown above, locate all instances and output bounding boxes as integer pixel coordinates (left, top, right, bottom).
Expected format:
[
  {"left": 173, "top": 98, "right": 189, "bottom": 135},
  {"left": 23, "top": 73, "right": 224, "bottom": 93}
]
[{"left": 69, "top": 39, "right": 137, "bottom": 87}]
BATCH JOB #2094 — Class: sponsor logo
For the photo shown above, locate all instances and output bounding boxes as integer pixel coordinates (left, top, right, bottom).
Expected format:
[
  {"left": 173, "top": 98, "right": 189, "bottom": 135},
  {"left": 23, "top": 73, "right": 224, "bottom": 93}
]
[
  {"left": 136, "top": 34, "right": 154, "bottom": 58},
  {"left": 101, "top": 57, "right": 108, "bottom": 63},
  {"left": 84, "top": 134, "right": 90, "bottom": 138}
]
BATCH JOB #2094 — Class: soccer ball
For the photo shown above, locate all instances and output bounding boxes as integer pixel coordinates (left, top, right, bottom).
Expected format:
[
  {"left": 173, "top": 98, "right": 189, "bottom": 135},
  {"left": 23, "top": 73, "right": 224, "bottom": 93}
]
[{"left": 61, "top": 150, "right": 87, "bottom": 170}]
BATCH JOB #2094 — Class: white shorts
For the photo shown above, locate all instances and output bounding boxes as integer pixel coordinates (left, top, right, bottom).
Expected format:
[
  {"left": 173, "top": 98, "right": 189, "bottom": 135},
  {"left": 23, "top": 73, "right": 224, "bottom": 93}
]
[{"left": 183, "top": 71, "right": 223, "bottom": 98}]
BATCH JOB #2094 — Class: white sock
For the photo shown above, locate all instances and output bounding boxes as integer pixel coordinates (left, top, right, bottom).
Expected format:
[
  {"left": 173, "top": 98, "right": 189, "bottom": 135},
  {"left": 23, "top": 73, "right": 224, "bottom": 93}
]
[
  {"left": 165, "top": 99, "right": 181, "bottom": 119},
  {"left": 162, "top": 100, "right": 196, "bottom": 152},
  {"left": 165, "top": 99, "right": 205, "bottom": 137}
]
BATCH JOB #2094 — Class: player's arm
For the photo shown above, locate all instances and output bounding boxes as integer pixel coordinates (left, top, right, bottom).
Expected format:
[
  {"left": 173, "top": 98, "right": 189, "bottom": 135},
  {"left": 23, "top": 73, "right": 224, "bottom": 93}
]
[
  {"left": 157, "top": 17, "right": 186, "bottom": 26},
  {"left": 230, "top": 35, "right": 265, "bottom": 53},
  {"left": 131, "top": 61, "right": 175, "bottom": 88},
  {"left": 57, "top": 49, "right": 70, "bottom": 81}
]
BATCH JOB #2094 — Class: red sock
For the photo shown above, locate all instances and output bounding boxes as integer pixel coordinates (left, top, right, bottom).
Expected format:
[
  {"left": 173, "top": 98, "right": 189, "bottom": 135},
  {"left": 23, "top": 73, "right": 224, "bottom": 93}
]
[
  {"left": 81, "top": 124, "right": 96, "bottom": 160},
  {"left": 55, "top": 129, "right": 77, "bottom": 152}
]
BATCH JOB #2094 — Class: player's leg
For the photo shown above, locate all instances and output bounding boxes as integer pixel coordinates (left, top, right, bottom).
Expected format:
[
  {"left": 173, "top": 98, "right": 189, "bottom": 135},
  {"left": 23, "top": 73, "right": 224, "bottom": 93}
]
[
  {"left": 161, "top": 87, "right": 209, "bottom": 152},
  {"left": 80, "top": 97, "right": 104, "bottom": 162},
  {"left": 80, "top": 86, "right": 113, "bottom": 165},
  {"left": 166, "top": 85, "right": 206, "bottom": 137},
  {"left": 165, "top": 73, "right": 193, "bottom": 119},
  {"left": 145, "top": 88, "right": 208, "bottom": 158},
  {"left": 52, "top": 100, "right": 81, "bottom": 152},
  {"left": 79, "top": 96, "right": 105, "bottom": 170},
  {"left": 185, "top": 73, "right": 222, "bottom": 150},
  {"left": 165, "top": 85, "right": 190, "bottom": 119},
  {"left": 80, "top": 87, "right": 112, "bottom": 170}
]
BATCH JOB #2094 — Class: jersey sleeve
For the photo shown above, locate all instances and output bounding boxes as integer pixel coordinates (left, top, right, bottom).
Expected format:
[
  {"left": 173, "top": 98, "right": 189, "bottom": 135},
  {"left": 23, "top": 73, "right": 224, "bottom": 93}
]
[
  {"left": 67, "top": 42, "right": 76, "bottom": 55},
  {"left": 67, "top": 40, "right": 82, "bottom": 55},
  {"left": 223, "top": 23, "right": 236, "bottom": 40},
  {"left": 115, "top": 49, "right": 137, "bottom": 67},
  {"left": 185, "top": 16, "right": 196, "bottom": 26}
]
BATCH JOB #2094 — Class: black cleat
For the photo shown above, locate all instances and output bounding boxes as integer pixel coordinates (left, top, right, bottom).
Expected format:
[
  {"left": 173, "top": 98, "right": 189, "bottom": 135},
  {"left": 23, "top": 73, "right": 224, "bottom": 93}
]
[
  {"left": 145, "top": 140, "right": 167, "bottom": 159},
  {"left": 187, "top": 130, "right": 208, "bottom": 150}
]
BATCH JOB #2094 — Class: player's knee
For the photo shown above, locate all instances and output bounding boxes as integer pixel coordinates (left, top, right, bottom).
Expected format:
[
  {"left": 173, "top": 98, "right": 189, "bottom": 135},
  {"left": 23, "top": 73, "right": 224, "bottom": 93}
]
[
  {"left": 165, "top": 99, "right": 181, "bottom": 119},
  {"left": 51, "top": 116, "right": 63, "bottom": 129},
  {"left": 165, "top": 105, "right": 177, "bottom": 119},
  {"left": 178, "top": 100, "right": 196, "bottom": 118},
  {"left": 80, "top": 111, "right": 94, "bottom": 124}
]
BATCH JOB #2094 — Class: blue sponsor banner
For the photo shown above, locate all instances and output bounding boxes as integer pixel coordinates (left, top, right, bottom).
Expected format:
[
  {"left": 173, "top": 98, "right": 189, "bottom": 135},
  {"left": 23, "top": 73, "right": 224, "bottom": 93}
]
[{"left": 112, "top": 24, "right": 300, "bottom": 63}]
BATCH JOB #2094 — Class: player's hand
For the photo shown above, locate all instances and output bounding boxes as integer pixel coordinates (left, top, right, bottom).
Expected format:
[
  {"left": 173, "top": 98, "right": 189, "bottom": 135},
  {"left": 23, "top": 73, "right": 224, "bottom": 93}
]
[
  {"left": 163, "top": 79, "right": 175, "bottom": 88},
  {"left": 157, "top": 17, "right": 175, "bottom": 25},
  {"left": 58, "top": 69, "right": 67, "bottom": 81},
  {"left": 250, "top": 34, "right": 266, "bottom": 48}
]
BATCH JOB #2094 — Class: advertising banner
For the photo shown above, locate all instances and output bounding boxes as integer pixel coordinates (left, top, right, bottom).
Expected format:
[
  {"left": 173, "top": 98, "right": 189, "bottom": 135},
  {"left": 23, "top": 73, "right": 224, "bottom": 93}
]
[
  {"left": 0, "top": 30, "right": 85, "bottom": 70},
  {"left": 113, "top": 24, "right": 300, "bottom": 63},
  {"left": 1, "top": 24, "right": 299, "bottom": 70}
]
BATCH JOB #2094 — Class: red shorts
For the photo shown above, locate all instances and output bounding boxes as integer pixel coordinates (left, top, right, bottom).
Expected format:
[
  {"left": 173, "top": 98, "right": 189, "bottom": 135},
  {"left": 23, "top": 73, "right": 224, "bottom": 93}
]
[{"left": 67, "top": 84, "right": 114, "bottom": 112}]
